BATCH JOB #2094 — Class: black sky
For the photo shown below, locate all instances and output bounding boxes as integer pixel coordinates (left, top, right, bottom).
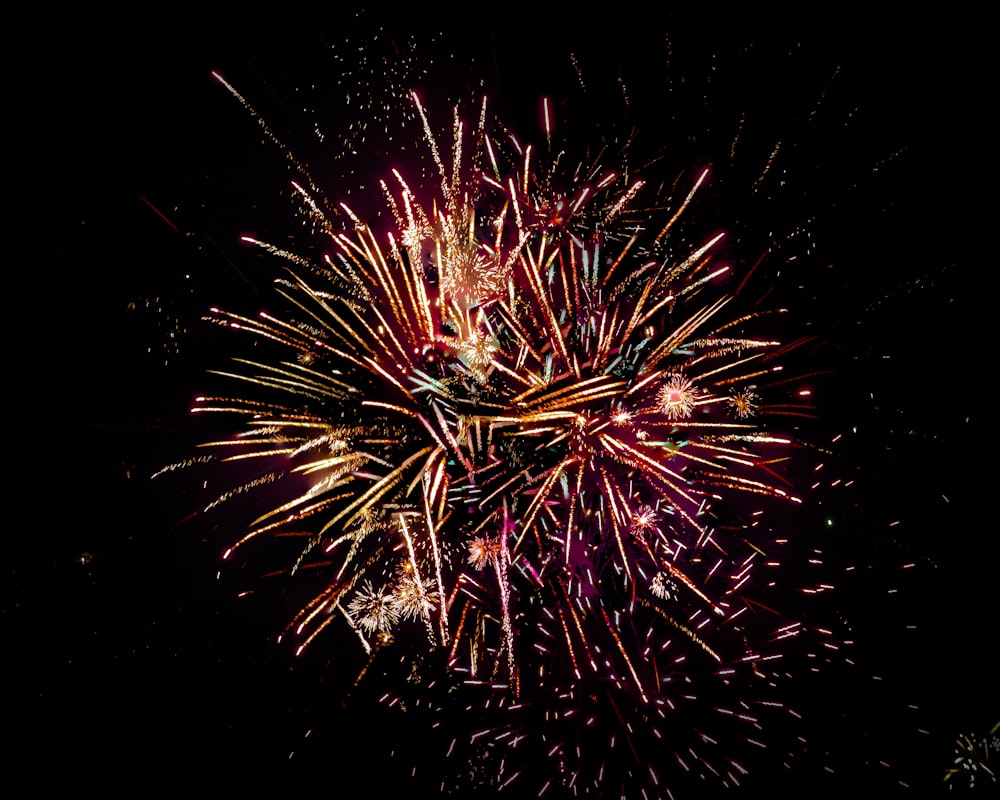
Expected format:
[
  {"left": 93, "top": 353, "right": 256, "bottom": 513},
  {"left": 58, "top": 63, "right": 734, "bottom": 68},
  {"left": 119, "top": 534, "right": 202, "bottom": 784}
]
[{"left": 14, "top": 10, "right": 995, "bottom": 795}]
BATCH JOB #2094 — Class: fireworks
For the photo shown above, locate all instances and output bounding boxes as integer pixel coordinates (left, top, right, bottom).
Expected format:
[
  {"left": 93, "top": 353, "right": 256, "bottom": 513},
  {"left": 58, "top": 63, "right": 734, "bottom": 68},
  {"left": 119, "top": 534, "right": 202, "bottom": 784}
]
[
  {"left": 346, "top": 580, "right": 398, "bottom": 634},
  {"left": 944, "top": 721, "right": 999, "bottom": 790},
  {"left": 143, "top": 20, "right": 935, "bottom": 791},
  {"left": 655, "top": 373, "right": 700, "bottom": 420}
]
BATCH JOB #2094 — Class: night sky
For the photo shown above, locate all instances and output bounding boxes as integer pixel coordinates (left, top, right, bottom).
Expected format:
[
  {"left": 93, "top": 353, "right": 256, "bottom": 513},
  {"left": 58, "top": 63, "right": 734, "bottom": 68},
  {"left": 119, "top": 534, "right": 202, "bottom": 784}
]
[{"left": 15, "top": 10, "right": 995, "bottom": 795}]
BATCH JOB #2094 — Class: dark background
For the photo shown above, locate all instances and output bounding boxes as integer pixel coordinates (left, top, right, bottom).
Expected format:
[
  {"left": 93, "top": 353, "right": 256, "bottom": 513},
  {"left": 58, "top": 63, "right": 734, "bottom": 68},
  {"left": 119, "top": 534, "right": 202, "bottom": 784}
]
[{"left": 13, "top": 8, "right": 994, "bottom": 795}]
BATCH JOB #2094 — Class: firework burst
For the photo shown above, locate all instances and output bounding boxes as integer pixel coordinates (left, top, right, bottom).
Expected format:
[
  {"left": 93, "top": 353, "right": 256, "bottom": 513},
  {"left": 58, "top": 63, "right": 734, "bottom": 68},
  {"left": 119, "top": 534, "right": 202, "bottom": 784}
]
[
  {"left": 166, "top": 64, "right": 848, "bottom": 794},
  {"left": 944, "top": 721, "right": 999, "bottom": 790}
]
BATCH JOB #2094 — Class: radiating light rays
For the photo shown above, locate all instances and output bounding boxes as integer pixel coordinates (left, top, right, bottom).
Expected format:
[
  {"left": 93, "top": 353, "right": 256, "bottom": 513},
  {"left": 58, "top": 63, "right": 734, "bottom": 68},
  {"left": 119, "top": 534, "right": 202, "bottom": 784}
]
[
  {"left": 169, "top": 82, "right": 829, "bottom": 798},
  {"left": 347, "top": 580, "right": 399, "bottom": 634},
  {"left": 656, "top": 373, "right": 700, "bottom": 419}
]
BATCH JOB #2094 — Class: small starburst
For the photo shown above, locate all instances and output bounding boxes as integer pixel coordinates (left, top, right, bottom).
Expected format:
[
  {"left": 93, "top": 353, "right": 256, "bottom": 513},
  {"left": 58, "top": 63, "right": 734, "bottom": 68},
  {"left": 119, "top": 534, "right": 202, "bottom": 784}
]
[
  {"left": 729, "top": 389, "right": 760, "bottom": 419},
  {"left": 457, "top": 328, "right": 499, "bottom": 374},
  {"left": 657, "top": 374, "right": 698, "bottom": 420},
  {"left": 467, "top": 536, "right": 502, "bottom": 570},
  {"left": 391, "top": 571, "right": 439, "bottom": 621},
  {"left": 612, "top": 409, "right": 633, "bottom": 425},
  {"left": 347, "top": 581, "right": 399, "bottom": 633},
  {"left": 630, "top": 504, "right": 659, "bottom": 535},
  {"left": 650, "top": 572, "right": 679, "bottom": 600}
]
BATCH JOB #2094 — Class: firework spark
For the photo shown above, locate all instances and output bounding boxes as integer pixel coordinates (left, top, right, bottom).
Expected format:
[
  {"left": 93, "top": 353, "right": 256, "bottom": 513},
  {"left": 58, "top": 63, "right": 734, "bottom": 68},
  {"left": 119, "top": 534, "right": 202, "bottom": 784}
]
[
  {"left": 169, "top": 70, "right": 842, "bottom": 795},
  {"left": 944, "top": 721, "right": 999, "bottom": 790}
]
